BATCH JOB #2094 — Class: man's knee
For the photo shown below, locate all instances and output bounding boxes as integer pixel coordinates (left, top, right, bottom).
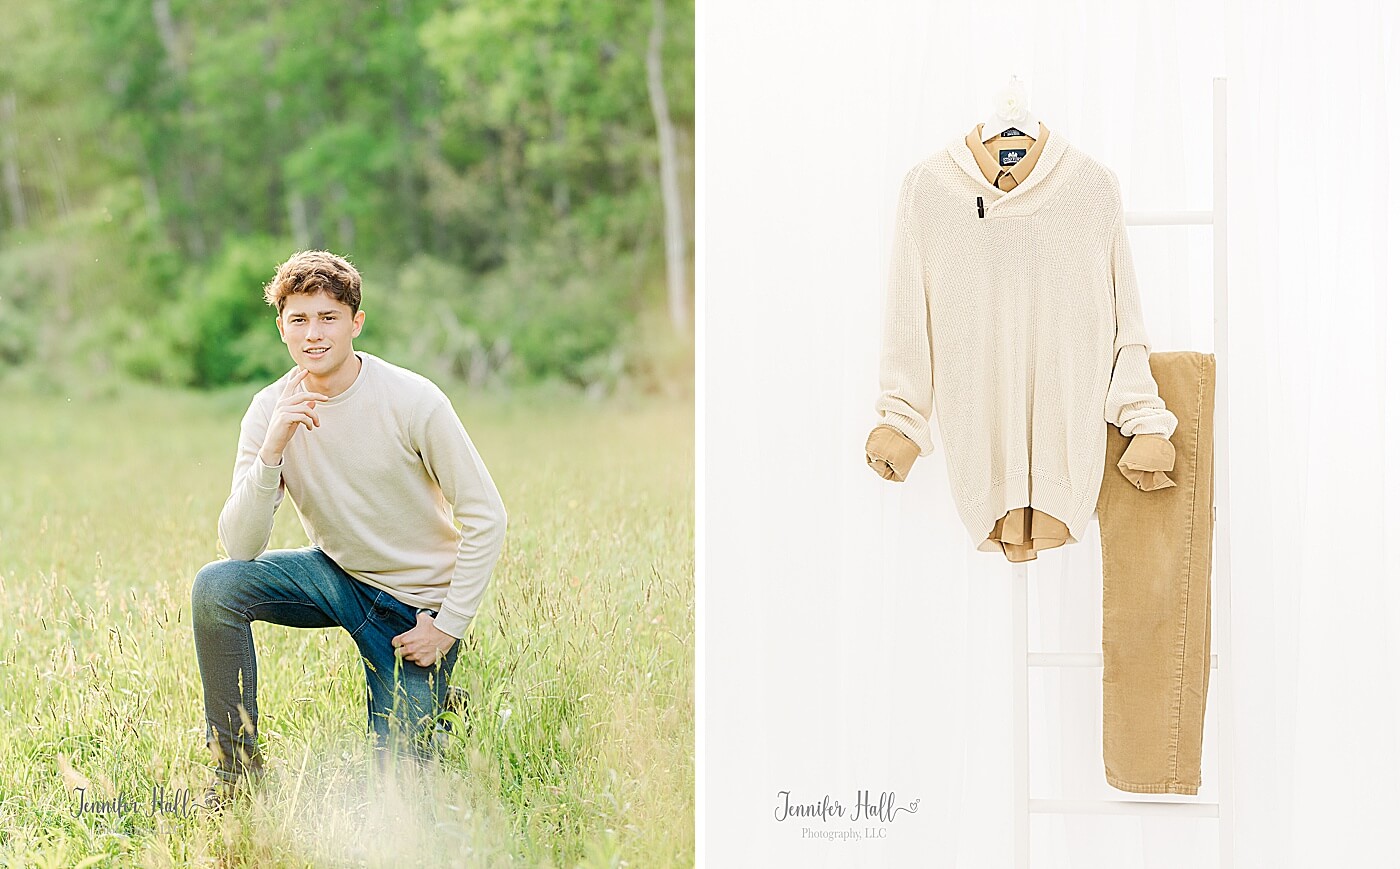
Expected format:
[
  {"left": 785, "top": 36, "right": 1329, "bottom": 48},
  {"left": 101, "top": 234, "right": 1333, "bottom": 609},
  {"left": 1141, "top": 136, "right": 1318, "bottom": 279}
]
[{"left": 191, "top": 559, "right": 245, "bottom": 623}]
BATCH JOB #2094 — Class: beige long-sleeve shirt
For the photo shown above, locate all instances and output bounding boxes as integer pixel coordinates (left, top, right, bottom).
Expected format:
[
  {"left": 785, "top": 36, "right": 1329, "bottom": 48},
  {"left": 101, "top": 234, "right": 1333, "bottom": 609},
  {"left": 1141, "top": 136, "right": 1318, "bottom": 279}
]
[
  {"left": 868, "top": 122, "right": 1177, "bottom": 553},
  {"left": 218, "top": 350, "right": 507, "bottom": 638}
]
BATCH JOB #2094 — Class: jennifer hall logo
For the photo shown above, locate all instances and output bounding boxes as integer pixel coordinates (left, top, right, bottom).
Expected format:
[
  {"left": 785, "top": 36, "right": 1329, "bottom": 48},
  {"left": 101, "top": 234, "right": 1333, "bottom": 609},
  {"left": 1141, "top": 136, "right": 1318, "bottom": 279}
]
[
  {"left": 773, "top": 789, "right": 920, "bottom": 841},
  {"left": 72, "top": 785, "right": 198, "bottom": 821}
]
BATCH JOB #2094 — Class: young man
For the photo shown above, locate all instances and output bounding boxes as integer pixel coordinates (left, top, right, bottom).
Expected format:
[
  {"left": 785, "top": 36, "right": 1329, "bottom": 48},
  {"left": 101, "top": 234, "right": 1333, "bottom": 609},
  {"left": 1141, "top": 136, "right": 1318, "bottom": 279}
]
[{"left": 191, "top": 250, "right": 507, "bottom": 806}]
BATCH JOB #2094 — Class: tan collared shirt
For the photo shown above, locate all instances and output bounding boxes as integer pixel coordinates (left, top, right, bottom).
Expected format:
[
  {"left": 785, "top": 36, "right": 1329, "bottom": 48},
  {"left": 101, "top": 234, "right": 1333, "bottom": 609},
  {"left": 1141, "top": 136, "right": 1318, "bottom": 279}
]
[{"left": 865, "top": 123, "right": 1176, "bottom": 562}]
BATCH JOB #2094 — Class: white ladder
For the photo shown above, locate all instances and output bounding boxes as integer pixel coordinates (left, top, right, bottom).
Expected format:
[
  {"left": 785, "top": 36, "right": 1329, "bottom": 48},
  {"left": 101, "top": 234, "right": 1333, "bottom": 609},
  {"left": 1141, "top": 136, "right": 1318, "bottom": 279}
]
[{"left": 1011, "top": 77, "right": 1236, "bottom": 868}]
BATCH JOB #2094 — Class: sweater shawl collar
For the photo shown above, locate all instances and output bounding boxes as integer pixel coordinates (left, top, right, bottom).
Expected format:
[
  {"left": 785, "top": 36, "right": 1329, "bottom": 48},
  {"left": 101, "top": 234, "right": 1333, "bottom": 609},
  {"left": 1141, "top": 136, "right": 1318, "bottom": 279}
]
[{"left": 947, "top": 124, "right": 1070, "bottom": 216}]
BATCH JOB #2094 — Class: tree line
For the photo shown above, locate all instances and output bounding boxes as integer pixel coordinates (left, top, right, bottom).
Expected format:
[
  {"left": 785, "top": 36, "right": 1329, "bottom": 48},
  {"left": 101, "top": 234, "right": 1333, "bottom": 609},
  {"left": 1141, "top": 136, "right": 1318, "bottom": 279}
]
[{"left": 0, "top": 0, "right": 694, "bottom": 394}]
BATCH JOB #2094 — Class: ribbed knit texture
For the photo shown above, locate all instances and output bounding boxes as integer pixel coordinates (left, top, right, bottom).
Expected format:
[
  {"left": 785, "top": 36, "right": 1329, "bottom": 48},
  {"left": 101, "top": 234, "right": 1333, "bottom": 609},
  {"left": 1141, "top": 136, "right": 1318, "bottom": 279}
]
[
  {"left": 874, "top": 129, "right": 1177, "bottom": 546},
  {"left": 218, "top": 351, "right": 508, "bottom": 639}
]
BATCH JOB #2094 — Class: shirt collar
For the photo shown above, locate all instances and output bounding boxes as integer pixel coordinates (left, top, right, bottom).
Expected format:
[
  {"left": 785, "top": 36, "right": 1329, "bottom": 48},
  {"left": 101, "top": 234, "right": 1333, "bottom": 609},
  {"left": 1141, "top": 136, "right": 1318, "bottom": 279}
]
[{"left": 964, "top": 121, "right": 1049, "bottom": 190}]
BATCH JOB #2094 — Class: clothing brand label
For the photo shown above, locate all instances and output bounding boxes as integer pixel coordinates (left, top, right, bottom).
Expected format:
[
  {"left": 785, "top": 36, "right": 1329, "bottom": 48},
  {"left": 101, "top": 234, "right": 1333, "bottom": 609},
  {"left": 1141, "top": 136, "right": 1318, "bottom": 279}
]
[
  {"left": 999, "top": 148, "right": 1027, "bottom": 166},
  {"left": 998, "top": 126, "right": 1026, "bottom": 138}
]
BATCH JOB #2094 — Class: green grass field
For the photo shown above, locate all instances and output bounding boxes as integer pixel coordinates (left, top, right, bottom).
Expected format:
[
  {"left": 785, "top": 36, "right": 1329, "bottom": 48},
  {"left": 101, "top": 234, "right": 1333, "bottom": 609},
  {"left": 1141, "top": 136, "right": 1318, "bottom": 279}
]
[{"left": 0, "top": 378, "right": 694, "bottom": 867}]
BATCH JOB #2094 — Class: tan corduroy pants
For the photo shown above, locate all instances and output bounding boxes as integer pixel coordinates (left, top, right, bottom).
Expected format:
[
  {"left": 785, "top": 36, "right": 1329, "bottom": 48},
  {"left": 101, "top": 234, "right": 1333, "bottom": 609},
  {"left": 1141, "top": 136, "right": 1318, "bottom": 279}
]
[{"left": 1096, "top": 350, "right": 1216, "bottom": 795}]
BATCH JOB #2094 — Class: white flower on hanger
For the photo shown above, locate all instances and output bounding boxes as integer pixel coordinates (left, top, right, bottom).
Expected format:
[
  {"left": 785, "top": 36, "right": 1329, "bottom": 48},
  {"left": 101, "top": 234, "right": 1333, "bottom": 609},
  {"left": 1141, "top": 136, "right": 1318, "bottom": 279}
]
[{"left": 995, "top": 90, "right": 1025, "bottom": 121}]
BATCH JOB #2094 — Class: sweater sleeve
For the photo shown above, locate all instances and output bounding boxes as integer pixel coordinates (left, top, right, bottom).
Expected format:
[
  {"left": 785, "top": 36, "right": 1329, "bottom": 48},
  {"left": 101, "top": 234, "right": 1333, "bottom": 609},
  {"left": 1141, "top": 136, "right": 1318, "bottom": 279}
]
[
  {"left": 1103, "top": 177, "right": 1178, "bottom": 441},
  {"left": 415, "top": 395, "right": 508, "bottom": 640},
  {"left": 872, "top": 165, "right": 937, "bottom": 467},
  {"left": 217, "top": 392, "right": 286, "bottom": 561}
]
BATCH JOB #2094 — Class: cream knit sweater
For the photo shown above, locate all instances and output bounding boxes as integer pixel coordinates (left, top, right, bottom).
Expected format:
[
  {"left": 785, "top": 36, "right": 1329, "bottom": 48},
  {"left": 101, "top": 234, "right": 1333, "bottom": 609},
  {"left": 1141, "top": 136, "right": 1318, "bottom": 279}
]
[
  {"left": 218, "top": 351, "right": 507, "bottom": 639},
  {"left": 874, "top": 128, "right": 1177, "bottom": 546}
]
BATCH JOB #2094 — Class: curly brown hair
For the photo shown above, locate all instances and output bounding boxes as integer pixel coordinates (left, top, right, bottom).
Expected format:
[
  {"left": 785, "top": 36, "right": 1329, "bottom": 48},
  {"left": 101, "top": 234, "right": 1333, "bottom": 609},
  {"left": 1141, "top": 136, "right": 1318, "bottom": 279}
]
[{"left": 263, "top": 250, "right": 362, "bottom": 314}]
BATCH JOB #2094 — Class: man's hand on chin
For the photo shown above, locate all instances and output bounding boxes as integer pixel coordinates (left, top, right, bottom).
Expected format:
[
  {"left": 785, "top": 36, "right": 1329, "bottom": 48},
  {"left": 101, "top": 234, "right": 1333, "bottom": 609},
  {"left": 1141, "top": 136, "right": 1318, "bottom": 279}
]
[{"left": 391, "top": 612, "right": 457, "bottom": 667}]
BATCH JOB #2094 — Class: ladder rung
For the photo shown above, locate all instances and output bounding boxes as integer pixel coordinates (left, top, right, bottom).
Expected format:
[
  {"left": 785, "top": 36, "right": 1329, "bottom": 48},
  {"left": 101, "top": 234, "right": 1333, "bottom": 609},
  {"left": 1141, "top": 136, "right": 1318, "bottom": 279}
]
[
  {"left": 1028, "top": 652, "right": 1218, "bottom": 669},
  {"left": 1030, "top": 799, "right": 1219, "bottom": 818}
]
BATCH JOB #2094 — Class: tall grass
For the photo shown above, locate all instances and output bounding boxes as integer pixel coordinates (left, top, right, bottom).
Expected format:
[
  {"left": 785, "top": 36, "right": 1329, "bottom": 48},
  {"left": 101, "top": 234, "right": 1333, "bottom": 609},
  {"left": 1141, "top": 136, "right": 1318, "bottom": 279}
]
[{"left": 0, "top": 378, "right": 694, "bottom": 867}]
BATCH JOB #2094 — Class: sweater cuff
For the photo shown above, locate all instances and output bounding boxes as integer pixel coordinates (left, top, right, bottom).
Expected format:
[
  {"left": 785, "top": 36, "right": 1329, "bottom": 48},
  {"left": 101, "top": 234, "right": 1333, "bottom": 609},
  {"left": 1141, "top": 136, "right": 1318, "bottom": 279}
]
[
  {"left": 1117, "top": 434, "right": 1177, "bottom": 491},
  {"left": 432, "top": 606, "right": 474, "bottom": 640},
  {"left": 866, "top": 425, "right": 921, "bottom": 482},
  {"left": 254, "top": 456, "right": 283, "bottom": 489}
]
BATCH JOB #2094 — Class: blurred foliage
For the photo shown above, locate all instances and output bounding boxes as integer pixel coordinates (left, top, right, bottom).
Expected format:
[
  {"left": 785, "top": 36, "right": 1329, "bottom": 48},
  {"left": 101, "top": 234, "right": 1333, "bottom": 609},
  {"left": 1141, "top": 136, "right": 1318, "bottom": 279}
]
[{"left": 0, "top": 0, "right": 693, "bottom": 395}]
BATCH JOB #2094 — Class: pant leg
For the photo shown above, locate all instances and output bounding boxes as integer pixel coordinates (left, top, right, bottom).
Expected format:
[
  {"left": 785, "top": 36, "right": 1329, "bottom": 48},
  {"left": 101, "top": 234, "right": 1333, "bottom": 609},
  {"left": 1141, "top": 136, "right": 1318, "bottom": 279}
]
[
  {"left": 1096, "top": 351, "right": 1216, "bottom": 795},
  {"left": 348, "top": 591, "right": 462, "bottom": 761},
  {"left": 190, "top": 546, "right": 377, "bottom": 781}
]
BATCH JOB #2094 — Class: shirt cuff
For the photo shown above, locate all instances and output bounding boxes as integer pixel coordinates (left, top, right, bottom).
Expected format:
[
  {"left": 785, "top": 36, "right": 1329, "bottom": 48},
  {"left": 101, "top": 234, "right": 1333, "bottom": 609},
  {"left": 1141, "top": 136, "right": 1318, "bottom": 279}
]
[
  {"left": 866, "top": 425, "right": 921, "bottom": 482},
  {"left": 1117, "top": 434, "right": 1177, "bottom": 491}
]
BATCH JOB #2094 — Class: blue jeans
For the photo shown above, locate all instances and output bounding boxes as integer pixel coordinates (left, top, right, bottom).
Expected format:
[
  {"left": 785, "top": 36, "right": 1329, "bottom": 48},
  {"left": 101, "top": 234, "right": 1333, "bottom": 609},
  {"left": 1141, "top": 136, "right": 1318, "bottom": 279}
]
[{"left": 191, "top": 546, "right": 460, "bottom": 780}]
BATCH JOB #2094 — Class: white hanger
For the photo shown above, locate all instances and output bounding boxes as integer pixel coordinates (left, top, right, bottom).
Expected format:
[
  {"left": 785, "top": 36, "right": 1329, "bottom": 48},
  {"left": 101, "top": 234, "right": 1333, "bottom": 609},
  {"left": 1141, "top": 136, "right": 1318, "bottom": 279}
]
[{"left": 980, "top": 75, "right": 1040, "bottom": 142}]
